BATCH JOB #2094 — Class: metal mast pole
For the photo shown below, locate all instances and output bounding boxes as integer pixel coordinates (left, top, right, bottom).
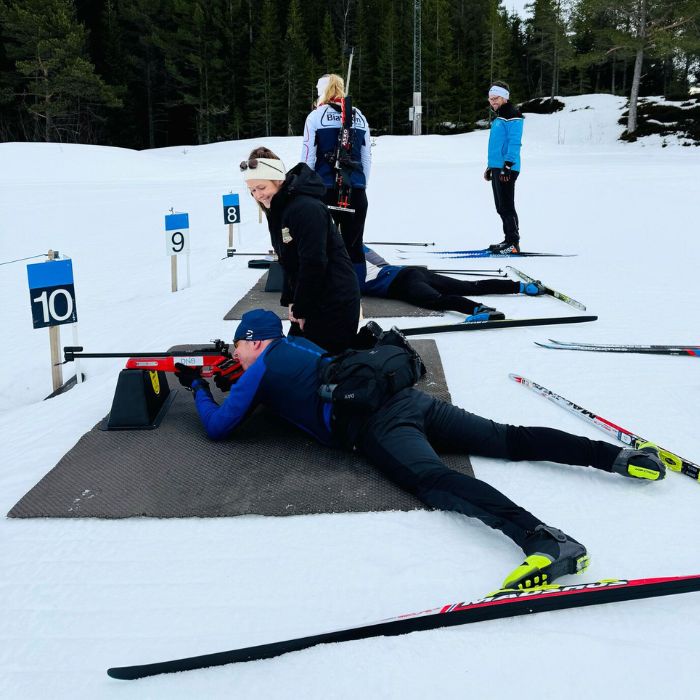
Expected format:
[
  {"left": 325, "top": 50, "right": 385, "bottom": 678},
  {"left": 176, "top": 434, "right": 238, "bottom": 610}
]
[{"left": 412, "top": 0, "right": 422, "bottom": 135}]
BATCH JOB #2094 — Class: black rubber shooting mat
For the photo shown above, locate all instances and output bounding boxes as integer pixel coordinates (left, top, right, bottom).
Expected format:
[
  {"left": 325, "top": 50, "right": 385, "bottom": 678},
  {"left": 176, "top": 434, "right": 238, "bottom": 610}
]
[
  {"left": 8, "top": 340, "right": 472, "bottom": 519},
  {"left": 223, "top": 272, "right": 443, "bottom": 320}
]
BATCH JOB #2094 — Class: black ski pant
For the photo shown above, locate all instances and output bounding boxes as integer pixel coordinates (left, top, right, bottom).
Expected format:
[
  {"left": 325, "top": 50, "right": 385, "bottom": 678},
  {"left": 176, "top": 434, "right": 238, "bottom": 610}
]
[
  {"left": 490, "top": 169, "right": 519, "bottom": 244},
  {"left": 288, "top": 300, "right": 361, "bottom": 354},
  {"left": 387, "top": 267, "right": 520, "bottom": 314},
  {"left": 323, "top": 188, "right": 368, "bottom": 265},
  {"left": 346, "top": 389, "right": 621, "bottom": 551}
]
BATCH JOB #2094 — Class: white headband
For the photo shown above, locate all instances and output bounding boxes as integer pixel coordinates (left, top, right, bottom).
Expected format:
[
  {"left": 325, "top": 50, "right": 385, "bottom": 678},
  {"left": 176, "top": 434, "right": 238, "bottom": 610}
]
[
  {"left": 488, "top": 85, "right": 510, "bottom": 100},
  {"left": 241, "top": 157, "right": 286, "bottom": 182},
  {"left": 316, "top": 75, "right": 330, "bottom": 98}
]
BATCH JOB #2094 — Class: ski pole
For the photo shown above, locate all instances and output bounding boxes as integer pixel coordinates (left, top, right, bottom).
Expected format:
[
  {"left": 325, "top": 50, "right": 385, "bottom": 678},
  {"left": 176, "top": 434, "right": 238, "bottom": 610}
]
[
  {"left": 345, "top": 47, "right": 355, "bottom": 92},
  {"left": 430, "top": 268, "right": 505, "bottom": 275},
  {"left": 366, "top": 241, "right": 435, "bottom": 247},
  {"left": 429, "top": 271, "right": 508, "bottom": 278}
]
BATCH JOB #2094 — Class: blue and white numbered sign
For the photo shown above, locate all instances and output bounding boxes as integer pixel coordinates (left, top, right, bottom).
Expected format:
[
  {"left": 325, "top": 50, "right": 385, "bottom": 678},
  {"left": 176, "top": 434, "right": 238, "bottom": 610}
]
[
  {"left": 165, "top": 212, "right": 190, "bottom": 256},
  {"left": 27, "top": 259, "right": 78, "bottom": 329},
  {"left": 222, "top": 193, "right": 240, "bottom": 224}
]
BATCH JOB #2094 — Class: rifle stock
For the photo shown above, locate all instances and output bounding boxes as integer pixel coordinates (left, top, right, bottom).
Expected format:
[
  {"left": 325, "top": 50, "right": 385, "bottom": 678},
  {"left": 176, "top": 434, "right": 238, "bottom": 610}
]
[{"left": 62, "top": 340, "right": 242, "bottom": 379}]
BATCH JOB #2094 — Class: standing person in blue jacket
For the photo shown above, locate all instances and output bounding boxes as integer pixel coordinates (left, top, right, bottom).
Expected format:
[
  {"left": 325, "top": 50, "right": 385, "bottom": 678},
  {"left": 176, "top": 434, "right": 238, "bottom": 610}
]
[
  {"left": 484, "top": 81, "right": 524, "bottom": 255},
  {"left": 301, "top": 73, "right": 371, "bottom": 266},
  {"left": 359, "top": 246, "right": 545, "bottom": 322},
  {"left": 175, "top": 309, "right": 666, "bottom": 592}
]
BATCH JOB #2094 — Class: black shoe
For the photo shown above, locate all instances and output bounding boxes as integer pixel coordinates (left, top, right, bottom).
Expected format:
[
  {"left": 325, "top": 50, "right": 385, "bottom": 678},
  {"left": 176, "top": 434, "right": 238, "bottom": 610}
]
[
  {"left": 612, "top": 443, "right": 666, "bottom": 481},
  {"left": 488, "top": 240, "right": 520, "bottom": 255},
  {"left": 464, "top": 305, "right": 506, "bottom": 323},
  {"left": 501, "top": 525, "right": 589, "bottom": 589}
]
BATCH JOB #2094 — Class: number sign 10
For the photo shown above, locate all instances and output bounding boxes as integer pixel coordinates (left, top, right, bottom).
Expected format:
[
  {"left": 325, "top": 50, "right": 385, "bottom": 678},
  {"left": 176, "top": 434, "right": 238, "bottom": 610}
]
[{"left": 26, "top": 258, "right": 78, "bottom": 329}]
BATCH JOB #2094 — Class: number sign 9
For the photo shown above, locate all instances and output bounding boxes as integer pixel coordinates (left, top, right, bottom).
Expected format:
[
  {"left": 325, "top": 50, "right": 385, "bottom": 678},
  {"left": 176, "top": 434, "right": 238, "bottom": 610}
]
[
  {"left": 222, "top": 193, "right": 240, "bottom": 225},
  {"left": 165, "top": 212, "right": 190, "bottom": 256},
  {"left": 27, "top": 259, "right": 78, "bottom": 329}
]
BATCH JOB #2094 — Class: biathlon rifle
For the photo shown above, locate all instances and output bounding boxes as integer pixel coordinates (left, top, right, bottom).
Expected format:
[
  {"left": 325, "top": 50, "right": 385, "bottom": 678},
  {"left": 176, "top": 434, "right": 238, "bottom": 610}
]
[
  {"left": 62, "top": 340, "right": 244, "bottom": 384},
  {"left": 327, "top": 94, "right": 362, "bottom": 213}
]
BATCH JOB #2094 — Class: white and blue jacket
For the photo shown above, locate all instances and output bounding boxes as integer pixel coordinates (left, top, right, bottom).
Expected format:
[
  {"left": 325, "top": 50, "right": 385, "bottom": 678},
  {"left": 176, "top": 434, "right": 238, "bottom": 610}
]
[
  {"left": 301, "top": 101, "right": 371, "bottom": 188},
  {"left": 487, "top": 102, "right": 524, "bottom": 171}
]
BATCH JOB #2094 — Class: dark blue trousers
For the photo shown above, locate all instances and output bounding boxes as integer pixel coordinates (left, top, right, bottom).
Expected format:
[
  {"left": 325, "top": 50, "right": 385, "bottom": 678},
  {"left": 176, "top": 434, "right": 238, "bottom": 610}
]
[{"left": 350, "top": 389, "right": 620, "bottom": 550}]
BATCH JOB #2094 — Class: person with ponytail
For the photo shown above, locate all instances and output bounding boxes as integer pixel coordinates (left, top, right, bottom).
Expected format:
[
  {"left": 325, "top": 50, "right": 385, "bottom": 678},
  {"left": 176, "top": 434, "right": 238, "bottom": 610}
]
[
  {"left": 240, "top": 146, "right": 360, "bottom": 354},
  {"left": 301, "top": 73, "right": 371, "bottom": 271}
]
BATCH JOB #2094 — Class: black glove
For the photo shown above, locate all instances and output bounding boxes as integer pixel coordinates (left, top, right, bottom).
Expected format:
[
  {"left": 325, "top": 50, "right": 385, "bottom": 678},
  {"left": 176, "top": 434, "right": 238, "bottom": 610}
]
[
  {"left": 483, "top": 167, "right": 492, "bottom": 181},
  {"left": 213, "top": 358, "right": 244, "bottom": 393},
  {"left": 499, "top": 162, "right": 514, "bottom": 183},
  {"left": 174, "top": 363, "right": 209, "bottom": 394}
]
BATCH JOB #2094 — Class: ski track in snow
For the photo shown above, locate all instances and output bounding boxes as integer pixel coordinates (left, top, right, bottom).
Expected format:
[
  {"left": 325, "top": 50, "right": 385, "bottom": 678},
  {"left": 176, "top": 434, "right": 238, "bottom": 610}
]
[{"left": 0, "top": 94, "right": 698, "bottom": 699}]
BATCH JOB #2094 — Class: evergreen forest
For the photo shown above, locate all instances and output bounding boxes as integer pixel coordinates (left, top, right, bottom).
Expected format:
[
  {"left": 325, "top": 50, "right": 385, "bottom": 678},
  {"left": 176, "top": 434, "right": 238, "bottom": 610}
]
[{"left": 0, "top": 0, "right": 698, "bottom": 148}]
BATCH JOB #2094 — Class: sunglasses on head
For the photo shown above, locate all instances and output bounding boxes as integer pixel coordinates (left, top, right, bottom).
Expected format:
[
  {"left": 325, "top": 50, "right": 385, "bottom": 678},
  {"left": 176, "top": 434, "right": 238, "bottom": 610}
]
[{"left": 239, "top": 158, "right": 285, "bottom": 175}]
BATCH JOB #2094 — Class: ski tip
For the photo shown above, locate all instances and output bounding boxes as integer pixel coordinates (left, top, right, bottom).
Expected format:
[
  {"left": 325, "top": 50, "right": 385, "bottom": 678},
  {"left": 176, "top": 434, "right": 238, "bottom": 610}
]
[{"left": 107, "top": 667, "right": 131, "bottom": 680}]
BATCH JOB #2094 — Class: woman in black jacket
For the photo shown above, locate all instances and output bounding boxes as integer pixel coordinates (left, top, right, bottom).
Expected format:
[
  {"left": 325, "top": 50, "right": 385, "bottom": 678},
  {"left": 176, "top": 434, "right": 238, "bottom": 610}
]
[{"left": 241, "top": 146, "right": 360, "bottom": 353}]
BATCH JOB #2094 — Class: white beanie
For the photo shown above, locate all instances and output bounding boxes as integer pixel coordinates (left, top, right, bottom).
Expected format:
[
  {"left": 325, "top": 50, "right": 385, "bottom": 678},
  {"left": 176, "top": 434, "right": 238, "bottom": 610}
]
[
  {"left": 488, "top": 85, "right": 510, "bottom": 100},
  {"left": 241, "top": 157, "right": 286, "bottom": 182},
  {"left": 316, "top": 74, "right": 330, "bottom": 98}
]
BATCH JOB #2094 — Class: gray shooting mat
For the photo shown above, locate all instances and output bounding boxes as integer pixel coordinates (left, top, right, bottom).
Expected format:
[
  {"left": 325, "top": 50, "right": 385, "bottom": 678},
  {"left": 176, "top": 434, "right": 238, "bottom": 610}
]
[
  {"left": 8, "top": 341, "right": 472, "bottom": 520},
  {"left": 223, "top": 272, "right": 443, "bottom": 321}
]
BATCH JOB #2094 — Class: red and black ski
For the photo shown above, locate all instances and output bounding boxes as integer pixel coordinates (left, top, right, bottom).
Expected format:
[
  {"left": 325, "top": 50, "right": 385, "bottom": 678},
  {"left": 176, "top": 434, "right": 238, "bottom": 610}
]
[{"left": 107, "top": 574, "right": 700, "bottom": 680}]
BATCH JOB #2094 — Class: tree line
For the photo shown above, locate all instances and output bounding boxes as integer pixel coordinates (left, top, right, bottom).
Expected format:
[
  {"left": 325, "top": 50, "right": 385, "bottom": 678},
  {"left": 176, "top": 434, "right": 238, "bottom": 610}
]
[{"left": 0, "top": 0, "right": 698, "bottom": 147}]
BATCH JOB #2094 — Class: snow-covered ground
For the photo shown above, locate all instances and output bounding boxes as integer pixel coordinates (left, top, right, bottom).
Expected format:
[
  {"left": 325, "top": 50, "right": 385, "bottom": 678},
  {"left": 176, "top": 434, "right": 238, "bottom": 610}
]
[{"left": 1, "top": 94, "right": 698, "bottom": 698}]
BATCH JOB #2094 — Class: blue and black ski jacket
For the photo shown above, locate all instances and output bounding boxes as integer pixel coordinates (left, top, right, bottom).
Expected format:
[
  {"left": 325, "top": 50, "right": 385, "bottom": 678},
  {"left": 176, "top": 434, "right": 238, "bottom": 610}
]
[
  {"left": 193, "top": 336, "right": 335, "bottom": 445},
  {"left": 487, "top": 102, "right": 524, "bottom": 171}
]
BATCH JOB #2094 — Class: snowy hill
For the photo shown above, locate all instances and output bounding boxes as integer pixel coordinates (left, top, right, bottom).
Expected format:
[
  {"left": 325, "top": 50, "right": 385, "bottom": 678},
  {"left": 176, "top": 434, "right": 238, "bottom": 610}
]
[{"left": 1, "top": 95, "right": 699, "bottom": 699}]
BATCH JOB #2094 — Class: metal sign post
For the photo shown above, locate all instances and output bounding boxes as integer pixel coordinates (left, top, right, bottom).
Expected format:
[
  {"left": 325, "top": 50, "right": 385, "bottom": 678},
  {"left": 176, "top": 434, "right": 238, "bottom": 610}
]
[{"left": 27, "top": 250, "right": 79, "bottom": 393}]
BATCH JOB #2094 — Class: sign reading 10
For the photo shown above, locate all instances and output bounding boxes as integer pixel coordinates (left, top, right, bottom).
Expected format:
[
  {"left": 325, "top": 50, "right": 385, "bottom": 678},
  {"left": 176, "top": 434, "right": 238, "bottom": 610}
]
[{"left": 27, "top": 259, "right": 78, "bottom": 329}]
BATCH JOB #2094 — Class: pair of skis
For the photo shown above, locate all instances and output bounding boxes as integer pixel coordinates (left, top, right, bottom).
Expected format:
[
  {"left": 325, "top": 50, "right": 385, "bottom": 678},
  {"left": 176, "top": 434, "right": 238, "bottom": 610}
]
[
  {"left": 398, "top": 249, "right": 575, "bottom": 259},
  {"left": 107, "top": 574, "right": 700, "bottom": 680},
  {"left": 328, "top": 95, "right": 359, "bottom": 213},
  {"left": 536, "top": 339, "right": 700, "bottom": 357},
  {"left": 510, "top": 374, "right": 700, "bottom": 481}
]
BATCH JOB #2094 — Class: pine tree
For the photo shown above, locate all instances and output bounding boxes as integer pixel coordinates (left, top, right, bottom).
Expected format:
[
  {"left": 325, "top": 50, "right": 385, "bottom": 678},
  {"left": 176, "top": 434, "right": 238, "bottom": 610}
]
[
  {"left": 1, "top": 0, "right": 120, "bottom": 143},
  {"left": 284, "top": 0, "right": 312, "bottom": 135},
  {"left": 376, "top": 0, "right": 399, "bottom": 133},
  {"left": 98, "top": 0, "right": 168, "bottom": 148},
  {"left": 422, "top": 0, "right": 461, "bottom": 133},
  {"left": 320, "top": 10, "right": 342, "bottom": 74},
  {"left": 581, "top": 0, "right": 700, "bottom": 135},
  {"left": 246, "top": 0, "right": 280, "bottom": 136},
  {"left": 526, "top": 0, "right": 573, "bottom": 98}
]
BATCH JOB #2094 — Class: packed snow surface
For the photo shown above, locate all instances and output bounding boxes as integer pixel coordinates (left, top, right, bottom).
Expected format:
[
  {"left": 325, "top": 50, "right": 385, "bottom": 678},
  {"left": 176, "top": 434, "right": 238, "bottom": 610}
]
[{"left": 1, "top": 94, "right": 698, "bottom": 698}]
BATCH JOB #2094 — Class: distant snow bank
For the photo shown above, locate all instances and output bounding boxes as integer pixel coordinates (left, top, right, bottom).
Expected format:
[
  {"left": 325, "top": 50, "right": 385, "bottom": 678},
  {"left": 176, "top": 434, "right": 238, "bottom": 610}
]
[{"left": 522, "top": 93, "right": 699, "bottom": 148}]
